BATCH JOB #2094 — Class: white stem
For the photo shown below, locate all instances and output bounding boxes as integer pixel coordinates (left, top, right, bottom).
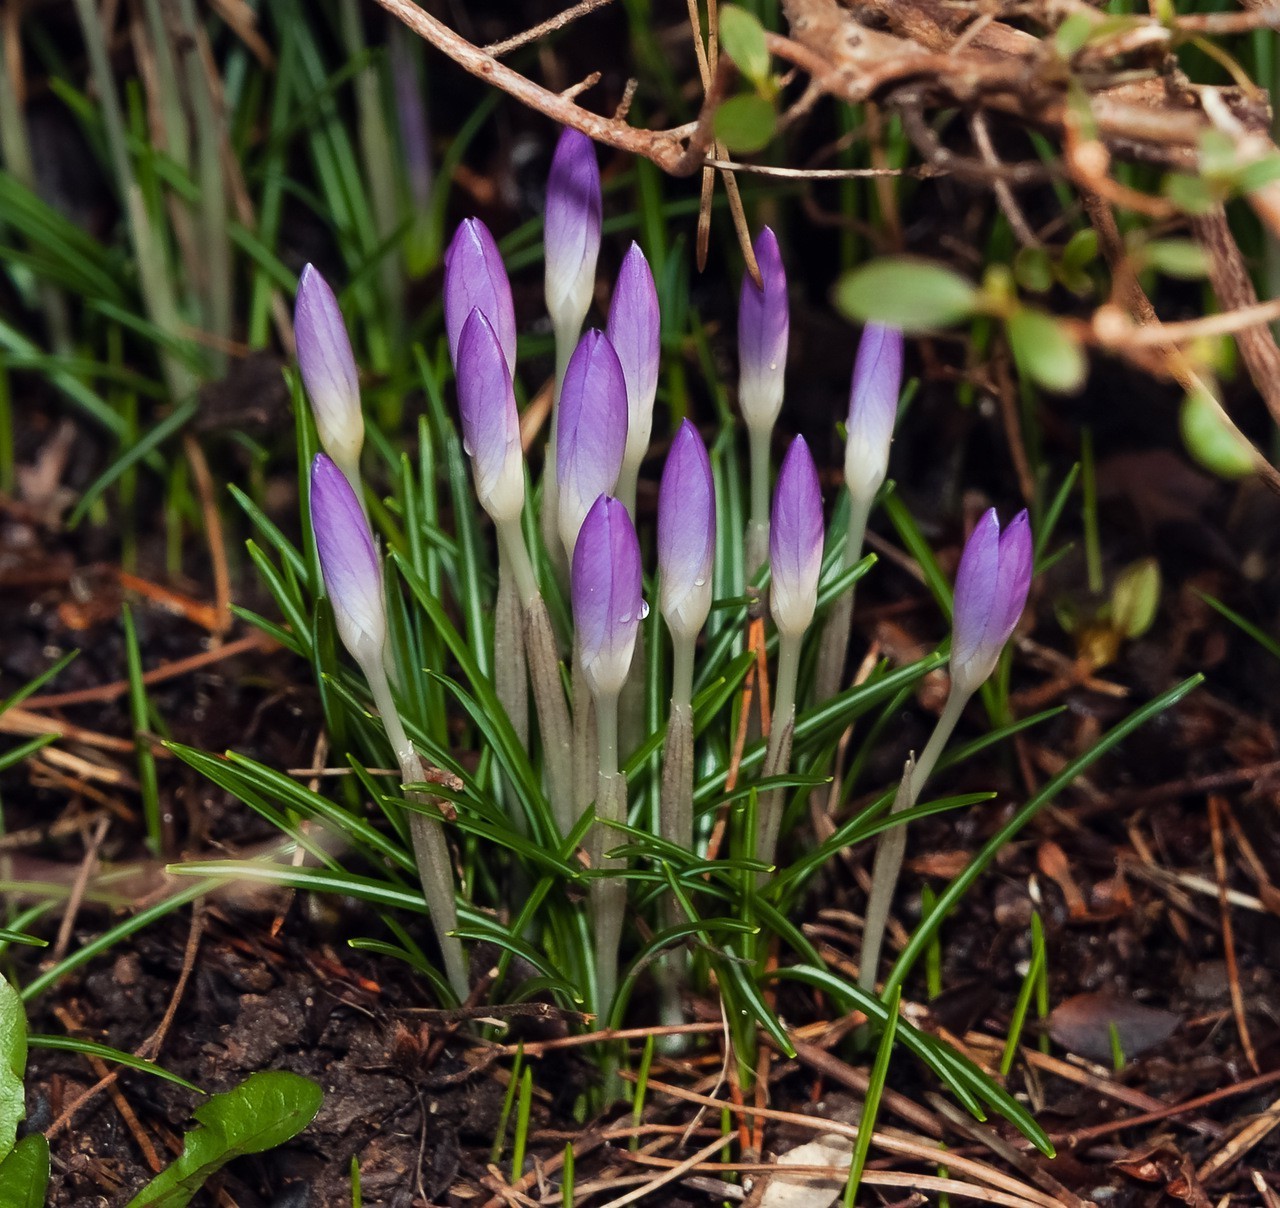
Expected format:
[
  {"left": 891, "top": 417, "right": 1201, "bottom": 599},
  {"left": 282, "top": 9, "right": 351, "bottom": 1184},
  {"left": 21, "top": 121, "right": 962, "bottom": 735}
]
[
  {"left": 746, "top": 423, "right": 773, "bottom": 575},
  {"left": 520, "top": 594, "right": 576, "bottom": 833},
  {"left": 590, "top": 692, "right": 626, "bottom": 1024},
  {"left": 756, "top": 632, "right": 801, "bottom": 881},
  {"left": 859, "top": 687, "right": 971, "bottom": 993},
  {"left": 572, "top": 646, "right": 598, "bottom": 823},
  {"left": 365, "top": 656, "right": 469, "bottom": 1001},
  {"left": 494, "top": 550, "right": 529, "bottom": 751},
  {"left": 813, "top": 493, "right": 873, "bottom": 707},
  {"left": 657, "top": 680, "right": 695, "bottom": 1040}
]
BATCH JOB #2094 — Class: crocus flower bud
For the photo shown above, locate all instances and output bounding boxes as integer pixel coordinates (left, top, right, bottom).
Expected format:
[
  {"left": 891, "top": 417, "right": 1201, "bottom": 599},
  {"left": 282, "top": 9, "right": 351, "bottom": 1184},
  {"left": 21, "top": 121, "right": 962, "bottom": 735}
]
[
  {"left": 607, "top": 242, "right": 660, "bottom": 476},
  {"left": 950, "top": 508, "right": 1033, "bottom": 697},
  {"left": 310, "top": 453, "right": 386, "bottom": 668},
  {"left": 658, "top": 421, "right": 715, "bottom": 643},
  {"left": 295, "top": 265, "right": 364, "bottom": 473},
  {"left": 456, "top": 308, "right": 525, "bottom": 525},
  {"left": 556, "top": 330, "right": 628, "bottom": 557},
  {"left": 769, "top": 436, "right": 823, "bottom": 639},
  {"left": 573, "top": 494, "right": 643, "bottom": 700},
  {"left": 544, "top": 127, "right": 602, "bottom": 336},
  {"left": 737, "top": 226, "right": 788, "bottom": 431},
  {"left": 444, "top": 218, "right": 517, "bottom": 374},
  {"left": 845, "top": 324, "right": 903, "bottom": 505}
]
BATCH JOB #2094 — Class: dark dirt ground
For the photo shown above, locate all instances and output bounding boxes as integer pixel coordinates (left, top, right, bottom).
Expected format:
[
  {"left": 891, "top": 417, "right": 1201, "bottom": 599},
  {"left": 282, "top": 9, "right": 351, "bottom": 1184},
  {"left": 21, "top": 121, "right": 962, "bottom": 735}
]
[{"left": 7, "top": 2, "right": 1280, "bottom": 1205}]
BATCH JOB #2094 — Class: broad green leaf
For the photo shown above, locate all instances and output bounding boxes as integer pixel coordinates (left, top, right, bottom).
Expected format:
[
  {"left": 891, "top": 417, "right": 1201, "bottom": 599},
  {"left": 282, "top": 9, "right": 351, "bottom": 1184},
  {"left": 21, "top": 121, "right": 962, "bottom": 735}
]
[
  {"left": 1180, "top": 388, "right": 1255, "bottom": 479},
  {"left": 1007, "top": 308, "right": 1087, "bottom": 393},
  {"left": 0, "top": 978, "right": 27, "bottom": 1162},
  {"left": 126, "top": 1071, "right": 322, "bottom": 1207},
  {"left": 1139, "top": 239, "right": 1208, "bottom": 279},
  {"left": 0, "top": 1134, "right": 48, "bottom": 1207},
  {"left": 834, "top": 258, "right": 977, "bottom": 330},
  {"left": 718, "top": 6, "right": 771, "bottom": 86},
  {"left": 714, "top": 94, "right": 776, "bottom": 153}
]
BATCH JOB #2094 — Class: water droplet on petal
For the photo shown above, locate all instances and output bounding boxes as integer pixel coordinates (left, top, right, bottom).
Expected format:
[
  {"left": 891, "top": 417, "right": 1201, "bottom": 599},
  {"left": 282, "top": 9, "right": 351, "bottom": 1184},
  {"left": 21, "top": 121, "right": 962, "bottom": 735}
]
[
  {"left": 639, "top": 600, "right": 650, "bottom": 619},
  {"left": 618, "top": 613, "right": 632, "bottom": 625},
  {"left": 693, "top": 577, "right": 706, "bottom": 588}
]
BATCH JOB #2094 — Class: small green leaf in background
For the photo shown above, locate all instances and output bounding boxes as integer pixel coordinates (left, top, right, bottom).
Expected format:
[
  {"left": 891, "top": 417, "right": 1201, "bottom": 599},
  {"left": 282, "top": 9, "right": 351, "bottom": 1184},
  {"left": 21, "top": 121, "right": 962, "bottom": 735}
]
[
  {"left": 1237, "top": 154, "right": 1280, "bottom": 194},
  {"left": 1138, "top": 239, "right": 1209, "bottom": 279},
  {"left": 1013, "top": 246, "right": 1053, "bottom": 293},
  {"left": 1162, "top": 172, "right": 1221, "bottom": 215},
  {"left": 1110, "top": 558, "right": 1161, "bottom": 639},
  {"left": 1180, "top": 387, "right": 1256, "bottom": 479},
  {"left": 718, "top": 6, "right": 771, "bottom": 89},
  {"left": 126, "top": 1071, "right": 323, "bottom": 1208},
  {"left": 0, "top": 977, "right": 28, "bottom": 1163},
  {"left": 1007, "top": 308, "right": 1087, "bottom": 393},
  {"left": 713, "top": 94, "right": 776, "bottom": 154},
  {"left": 833, "top": 257, "right": 978, "bottom": 330},
  {"left": 0, "top": 1134, "right": 50, "bottom": 1208}
]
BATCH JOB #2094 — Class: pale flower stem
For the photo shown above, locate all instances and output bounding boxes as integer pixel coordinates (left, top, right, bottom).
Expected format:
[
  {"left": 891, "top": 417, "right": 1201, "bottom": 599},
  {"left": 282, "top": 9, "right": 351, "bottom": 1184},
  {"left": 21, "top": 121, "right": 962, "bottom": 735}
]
[
  {"left": 746, "top": 424, "right": 772, "bottom": 575},
  {"left": 813, "top": 494, "right": 873, "bottom": 708},
  {"left": 590, "top": 693, "right": 626, "bottom": 1026},
  {"left": 365, "top": 660, "right": 469, "bottom": 1001},
  {"left": 657, "top": 684, "right": 695, "bottom": 1035},
  {"left": 859, "top": 686, "right": 970, "bottom": 993},
  {"left": 495, "top": 551, "right": 529, "bottom": 750},
  {"left": 616, "top": 460, "right": 640, "bottom": 522},
  {"left": 618, "top": 623, "right": 645, "bottom": 767},
  {"left": 756, "top": 632, "right": 801, "bottom": 882},
  {"left": 572, "top": 648, "right": 598, "bottom": 822},
  {"left": 539, "top": 325, "right": 575, "bottom": 585}
]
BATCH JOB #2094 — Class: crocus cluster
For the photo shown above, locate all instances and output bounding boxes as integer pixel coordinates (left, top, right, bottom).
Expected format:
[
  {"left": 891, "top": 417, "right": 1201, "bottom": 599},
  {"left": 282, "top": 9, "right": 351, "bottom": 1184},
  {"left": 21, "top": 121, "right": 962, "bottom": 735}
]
[{"left": 292, "top": 124, "right": 1036, "bottom": 1025}]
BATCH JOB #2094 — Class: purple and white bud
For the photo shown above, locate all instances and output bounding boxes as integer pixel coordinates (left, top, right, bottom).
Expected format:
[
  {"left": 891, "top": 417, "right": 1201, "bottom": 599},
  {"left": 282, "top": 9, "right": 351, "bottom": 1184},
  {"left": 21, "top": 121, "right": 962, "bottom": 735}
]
[
  {"left": 769, "top": 436, "right": 823, "bottom": 639},
  {"left": 845, "top": 324, "right": 903, "bottom": 505},
  {"left": 310, "top": 452, "right": 386, "bottom": 668},
  {"left": 737, "top": 227, "right": 788, "bottom": 432},
  {"left": 295, "top": 265, "right": 364, "bottom": 475},
  {"left": 607, "top": 242, "right": 660, "bottom": 483},
  {"left": 444, "top": 218, "right": 517, "bottom": 375},
  {"left": 572, "top": 494, "right": 643, "bottom": 700},
  {"left": 456, "top": 308, "right": 525, "bottom": 525},
  {"left": 950, "top": 508, "right": 1033, "bottom": 696},
  {"left": 556, "top": 329, "right": 628, "bottom": 557},
  {"left": 658, "top": 421, "right": 715, "bottom": 643},
  {"left": 544, "top": 127, "right": 602, "bottom": 338}
]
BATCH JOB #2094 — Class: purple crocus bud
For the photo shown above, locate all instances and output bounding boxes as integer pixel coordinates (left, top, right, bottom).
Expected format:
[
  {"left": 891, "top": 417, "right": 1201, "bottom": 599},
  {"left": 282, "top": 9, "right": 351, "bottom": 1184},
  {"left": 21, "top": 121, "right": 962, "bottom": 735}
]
[
  {"left": 556, "top": 329, "right": 628, "bottom": 557},
  {"left": 607, "top": 242, "right": 660, "bottom": 477},
  {"left": 658, "top": 421, "right": 715, "bottom": 643},
  {"left": 544, "top": 127, "right": 602, "bottom": 336},
  {"left": 737, "top": 227, "right": 788, "bottom": 431},
  {"left": 295, "top": 265, "right": 364, "bottom": 473},
  {"left": 950, "top": 508, "right": 1033, "bottom": 696},
  {"left": 456, "top": 308, "right": 524, "bottom": 525},
  {"left": 572, "top": 494, "right": 643, "bottom": 700},
  {"left": 769, "top": 436, "right": 823, "bottom": 639},
  {"left": 444, "top": 218, "right": 517, "bottom": 375},
  {"left": 310, "top": 453, "right": 386, "bottom": 667},
  {"left": 845, "top": 324, "right": 903, "bottom": 505}
]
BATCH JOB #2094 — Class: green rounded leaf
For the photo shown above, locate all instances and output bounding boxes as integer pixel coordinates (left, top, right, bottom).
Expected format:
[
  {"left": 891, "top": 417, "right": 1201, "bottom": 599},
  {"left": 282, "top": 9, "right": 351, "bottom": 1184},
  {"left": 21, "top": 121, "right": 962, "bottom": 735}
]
[
  {"left": 1013, "top": 247, "right": 1053, "bottom": 293},
  {"left": 833, "top": 258, "right": 978, "bottom": 330},
  {"left": 1110, "top": 558, "right": 1161, "bottom": 639},
  {"left": 0, "top": 977, "right": 27, "bottom": 1163},
  {"left": 1180, "top": 388, "right": 1256, "bottom": 479},
  {"left": 718, "top": 6, "right": 771, "bottom": 87},
  {"left": 1139, "top": 239, "right": 1209, "bottom": 279},
  {"left": 714, "top": 93, "right": 776, "bottom": 153},
  {"left": 1007, "top": 309, "right": 1087, "bottom": 393}
]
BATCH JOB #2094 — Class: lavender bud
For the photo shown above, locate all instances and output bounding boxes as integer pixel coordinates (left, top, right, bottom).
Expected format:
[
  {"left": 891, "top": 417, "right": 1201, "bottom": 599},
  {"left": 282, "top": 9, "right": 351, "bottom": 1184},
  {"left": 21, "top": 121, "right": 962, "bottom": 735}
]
[
  {"left": 607, "top": 242, "right": 660, "bottom": 477},
  {"left": 737, "top": 226, "right": 788, "bottom": 431},
  {"left": 456, "top": 308, "right": 525, "bottom": 525},
  {"left": 295, "top": 265, "right": 364, "bottom": 472},
  {"left": 769, "top": 436, "right": 823, "bottom": 639},
  {"left": 845, "top": 324, "right": 903, "bottom": 505},
  {"left": 950, "top": 508, "right": 1033, "bottom": 696},
  {"left": 444, "top": 218, "right": 517, "bottom": 375},
  {"left": 572, "top": 494, "right": 643, "bottom": 700},
  {"left": 310, "top": 453, "right": 386, "bottom": 667},
  {"left": 544, "top": 127, "right": 602, "bottom": 336},
  {"left": 556, "top": 329, "right": 628, "bottom": 557},
  {"left": 658, "top": 421, "right": 715, "bottom": 643}
]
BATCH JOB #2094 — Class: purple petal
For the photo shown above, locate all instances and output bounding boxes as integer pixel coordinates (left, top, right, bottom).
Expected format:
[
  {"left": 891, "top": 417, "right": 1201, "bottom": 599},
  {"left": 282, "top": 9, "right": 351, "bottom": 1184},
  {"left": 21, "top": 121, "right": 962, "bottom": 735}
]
[
  {"left": 310, "top": 452, "right": 385, "bottom": 663},
  {"left": 556, "top": 329, "right": 628, "bottom": 554},
  {"left": 295, "top": 265, "right": 363, "bottom": 462},
  {"left": 658, "top": 421, "right": 715, "bottom": 638},
  {"left": 737, "top": 227, "right": 788, "bottom": 429},
  {"left": 572, "top": 494, "right": 643, "bottom": 698},
  {"left": 845, "top": 324, "right": 903, "bottom": 501},
  {"left": 444, "top": 218, "right": 517, "bottom": 374},
  {"left": 606, "top": 242, "right": 660, "bottom": 465},
  {"left": 769, "top": 436, "right": 823, "bottom": 637},
  {"left": 991, "top": 509, "right": 1033, "bottom": 646},
  {"left": 456, "top": 308, "right": 524, "bottom": 522},
  {"left": 951, "top": 508, "right": 1002, "bottom": 677},
  {"left": 545, "top": 127, "right": 602, "bottom": 327}
]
